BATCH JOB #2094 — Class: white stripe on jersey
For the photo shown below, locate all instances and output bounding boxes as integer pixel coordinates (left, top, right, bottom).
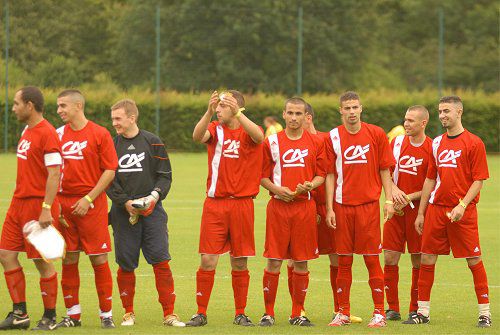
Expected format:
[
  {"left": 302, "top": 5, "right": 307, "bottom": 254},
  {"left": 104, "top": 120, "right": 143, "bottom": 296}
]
[
  {"left": 44, "top": 152, "right": 62, "bottom": 166},
  {"left": 329, "top": 128, "right": 343, "bottom": 204},
  {"left": 392, "top": 135, "right": 405, "bottom": 185},
  {"left": 56, "top": 125, "right": 65, "bottom": 140},
  {"left": 207, "top": 125, "right": 224, "bottom": 198},
  {"left": 429, "top": 135, "right": 443, "bottom": 204},
  {"left": 268, "top": 134, "right": 281, "bottom": 187}
]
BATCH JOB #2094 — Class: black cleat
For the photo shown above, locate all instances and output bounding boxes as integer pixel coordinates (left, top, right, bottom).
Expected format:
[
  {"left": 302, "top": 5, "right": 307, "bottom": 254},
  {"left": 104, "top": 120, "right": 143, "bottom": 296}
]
[
  {"left": 185, "top": 313, "right": 207, "bottom": 327},
  {"left": 477, "top": 315, "right": 492, "bottom": 328},
  {"left": 101, "top": 316, "right": 116, "bottom": 329},
  {"left": 289, "top": 315, "right": 314, "bottom": 326},
  {"left": 402, "top": 312, "right": 429, "bottom": 324},
  {"left": 0, "top": 311, "right": 30, "bottom": 330},
  {"left": 32, "top": 317, "right": 57, "bottom": 331},
  {"left": 386, "top": 309, "right": 402, "bottom": 321},
  {"left": 233, "top": 314, "right": 255, "bottom": 326},
  {"left": 258, "top": 314, "right": 275, "bottom": 327},
  {"left": 55, "top": 316, "right": 81, "bottom": 328}
]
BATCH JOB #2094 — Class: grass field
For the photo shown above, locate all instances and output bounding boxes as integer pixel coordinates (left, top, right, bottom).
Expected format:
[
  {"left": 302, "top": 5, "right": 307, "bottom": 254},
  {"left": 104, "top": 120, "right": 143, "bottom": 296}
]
[{"left": 0, "top": 153, "right": 498, "bottom": 334}]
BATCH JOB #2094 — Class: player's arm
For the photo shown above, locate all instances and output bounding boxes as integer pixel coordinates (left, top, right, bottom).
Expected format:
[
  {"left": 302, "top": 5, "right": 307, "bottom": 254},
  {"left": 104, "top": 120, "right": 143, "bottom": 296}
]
[
  {"left": 236, "top": 113, "right": 264, "bottom": 144},
  {"left": 72, "top": 169, "right": 116, "bottom": 216},
  {"left": 449, "top": 180, "right": 483, "bottom": 223},
  {"left": 414, "top": 177, "right": 436, "bottom": 235},
  {"left": 391, "top": 182, "right": 409, "bottom": 209},
  {"left": 152, "top": 142, "right": 172, "bottom": 200},
  {"left": 39, "top": 165, "right": 61, "bottom": 228},
  {"left": 325, "top": 173, "right": 336, "bottom": 229},
  {"left": 193, "top": 91, "right": 218, "bottom": 143},
  {"left": 296, "top": 176, "right": 325, "bottom": 195},
  {"left": 261, "top": 178, "right": 295, "bottom": 202},
  {"left": 380, "top": 169, "right": 395, "bottom": 221}
]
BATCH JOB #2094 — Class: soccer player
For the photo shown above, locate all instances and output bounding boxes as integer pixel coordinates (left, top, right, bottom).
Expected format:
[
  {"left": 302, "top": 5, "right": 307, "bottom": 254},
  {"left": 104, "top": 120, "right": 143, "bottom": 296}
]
[
  {"left": 285, "top": 103, "right": 362, "bottom": 324},
  {"left": 382, "top": 105, "right": 432, "bottom": 322},
  {"left": 54, "top": 89, "right": 118, "bottom": 329},
  {"left": 325, "top": 91, "right": 395, "bottom": 328},
  {"left": 106, "top": 99, "right": 184, "bottom": 327},
  {"left": 406, "top": 96, "right": 491, "bottom": 327},
  {"left": 0, "top": 86, "right": 62, "bottom": 330},
  {"left": 187, "top": 90, "right": 264, "bottom": 327},
  {"left": 259, "top": 97, "right": 326, "bottom": 327}
]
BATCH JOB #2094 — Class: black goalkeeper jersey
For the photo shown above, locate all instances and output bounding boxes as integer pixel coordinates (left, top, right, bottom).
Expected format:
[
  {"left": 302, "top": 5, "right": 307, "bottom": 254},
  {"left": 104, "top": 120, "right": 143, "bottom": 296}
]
[{"left": 106, "top": 129, "right": 172, "bottom": 206}]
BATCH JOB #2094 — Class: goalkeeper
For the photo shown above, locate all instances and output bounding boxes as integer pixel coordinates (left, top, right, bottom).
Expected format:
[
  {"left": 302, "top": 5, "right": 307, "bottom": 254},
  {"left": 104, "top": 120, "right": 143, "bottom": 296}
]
[{"left": 106, "top": 99, "right": 183, "bottom": 327}]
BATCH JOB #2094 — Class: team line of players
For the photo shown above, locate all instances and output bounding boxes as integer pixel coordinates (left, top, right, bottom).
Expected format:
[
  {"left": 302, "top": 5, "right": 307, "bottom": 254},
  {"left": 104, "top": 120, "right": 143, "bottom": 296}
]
[{"left": 0, "top": 87, "right": 491, "bottom": 330}]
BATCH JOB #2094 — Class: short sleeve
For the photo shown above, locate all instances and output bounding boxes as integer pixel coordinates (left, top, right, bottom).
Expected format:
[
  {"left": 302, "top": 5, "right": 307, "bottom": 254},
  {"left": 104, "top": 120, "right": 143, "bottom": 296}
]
[
  {"left": 325, "top": 135, "right": 336, "bottom": 174},
  {"left": 261, "top": 139, "right": 273, "bottom": 180},
  {"left": 99, "top": 128, "right": 118, "bottom": 170},
  {"left": 315, "top": 138, "right": 327, "bottom": 178},
  {"left": 426, "top": 149, "right": 437, "bottom": 180},
  {"left": 378, "top": 128, "right": 395, "bottom": 169},
  {"left": 205, "top": 121, "right": 217, "bottom": 145},
  {"left": 470, "top": 139, "right": 489, "bottom": 181},
  {"left": 43, "top": 129, "right": 62, "bottom": 166}
]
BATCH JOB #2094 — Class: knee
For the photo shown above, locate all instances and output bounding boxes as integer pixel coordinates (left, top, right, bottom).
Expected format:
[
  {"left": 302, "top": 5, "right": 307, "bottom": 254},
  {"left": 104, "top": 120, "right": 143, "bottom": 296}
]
[
  {"left": 200, "top": 255, "right": 218, "bottom": 271},
  {"left": 384, "top": 251, "right": 400, "bottom": 265},
  {"left": 293, "top": 261, "right": 308, "bottom": 273},
  {"left": 420, "top": 254, "right": 437, "bottom": 265},
  {"left": 231, "top": 258, "right": 247, "bottom": 271},
  {"left": 467, "top": 256, "right": 481, "bottom": 267},
  {"left": 0, "top": 250, "right": 18, "bottom": 268},
  {"left": 266, "top": 259, "right": 282, "bottom": 273},
  {"left": 63, "top": 252, "right": 79, "bottom": 265},
  {"left": 90, "top": 254, "right": 108, "bottom": 266}
]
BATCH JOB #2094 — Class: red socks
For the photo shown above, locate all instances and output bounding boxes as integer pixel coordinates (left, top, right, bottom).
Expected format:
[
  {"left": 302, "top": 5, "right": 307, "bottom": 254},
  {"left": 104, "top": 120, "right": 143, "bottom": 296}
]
[
  {"left": 263, "top": 270, "right": 280, "bottom": 317},
  {"left": 410, "top": 267, "right": 420, "bottom": 312},
  {"left": 61, "top": 263, "right": 80, "bottom": 319},
  {"left": 469, "top": 261, "right": 489, "bottom": 304},
  {"left": 196, "top": 269, "right": 215, "bottom": 315},
  {"left": 330, "top": 265, "right": 339, "bottom": 312},
  {"left": 384, "top": 264, "right": 399, "bottom": 312},
  {"left": 287, "top": 266, "right": 293, "bottom": 299},
  {"left": 291, "top": 271, "right": 309, "bottom": 318},
  {"left": 418, "top": 263, "right": 435, "bottom": 301},
  {"left": 40, "top": 273, "right": 58, "bottom": 310},
  {"left": 4, "top": 267, "right": 26, "bottom": 304},
  {"left": 117, "top": 267, "right": 135, "bottom": 314},
  {"left": 232, "top": 270, "right": 250, "bottom": 316},
  {"left": 93, "top": 262, "right": 113, "bottom": 315},
  {"left": 336, "top": 256, "right": 353, "bottom": 316},
  {"left": 364, "top": 256, "right": 385, "bottom": 315},
  {"left": 154, "top": 261, "right": 176, "bottom": 316}
]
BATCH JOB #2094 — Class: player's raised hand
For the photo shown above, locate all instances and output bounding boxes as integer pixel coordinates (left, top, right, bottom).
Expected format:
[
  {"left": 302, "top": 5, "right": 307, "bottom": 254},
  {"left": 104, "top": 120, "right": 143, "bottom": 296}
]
[
  {"left": 275, "top": 186, "right": 296, "bottom": 202},
  {"left": 449, "top": 204, "right": 465, "bottom": 222},
  {"left": 38, "top": 208, "right": 53, "bottom": 228},
  {"left": 392, "top": 185, "right": 409, "bottom": 208},
  {"left": 220, "top": 94, "right": 239, "bottom": 116},
  {"left": 71, "top": 197, "right": 92, "bottom": 216},
  {"left": 207, "top": 91, "right": 219, "bottom": 115},
  {"left": 415, "top": 213, "right": 424, "bottom": 235},
  {"left": 326, "top": 208, "right": 336, "bottom": 229}
]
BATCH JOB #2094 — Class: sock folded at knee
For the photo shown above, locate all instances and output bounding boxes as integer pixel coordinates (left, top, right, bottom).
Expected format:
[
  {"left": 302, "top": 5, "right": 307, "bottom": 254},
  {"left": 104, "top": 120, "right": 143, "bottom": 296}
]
[
  {"left": 196, "top": 268, "right": 215, "bottom": 315},
  {"left": 117, "top": 267, "right": 136, "bottom": 314},
  {"left": 232, "top": 269, "right": 250, "bottom": 316},
  {"left": 154, "top": 261, "right": 176, "bottom": 316}
]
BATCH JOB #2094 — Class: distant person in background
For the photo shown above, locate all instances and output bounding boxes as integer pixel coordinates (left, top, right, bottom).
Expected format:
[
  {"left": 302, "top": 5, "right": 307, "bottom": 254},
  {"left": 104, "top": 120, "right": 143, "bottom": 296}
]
[
  {"left": 264, "top": 116, "right": 283, "bottom": 138},
  {"left": 387, "top": 123, "right": 406, "bottom": 142}
]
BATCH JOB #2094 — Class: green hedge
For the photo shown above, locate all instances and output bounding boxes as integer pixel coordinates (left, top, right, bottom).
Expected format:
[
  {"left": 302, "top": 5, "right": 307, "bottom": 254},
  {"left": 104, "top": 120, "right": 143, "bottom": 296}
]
[{"left": 0, "top": 88, "right": 498, "bottom": 152}]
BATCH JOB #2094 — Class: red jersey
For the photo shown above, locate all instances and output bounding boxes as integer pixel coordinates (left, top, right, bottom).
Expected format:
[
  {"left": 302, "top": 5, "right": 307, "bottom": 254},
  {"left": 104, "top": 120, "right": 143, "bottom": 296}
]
[
  {"left": 391, "top": 135, "right": 433, "bottom": 194},
  {"left": 14, "top": 119, "right": 62, "bottom": 199},
  {"left": 205, "top": 121, "right": 263, "bottom": 198},
  {"left": 326, "top": 122, "right": 395, "bottom": 205},
  {"left": 428, "top": 130, "right": 489, "bottom": 206},
  {"left": 311, "top": 131, "right": 329, "bottom": 205},
  {"left": 58, "top": 121, "right": 118, "bottom": 196},
  {"left": 262, "top": 130, "right": 327, "bottom": 200}
]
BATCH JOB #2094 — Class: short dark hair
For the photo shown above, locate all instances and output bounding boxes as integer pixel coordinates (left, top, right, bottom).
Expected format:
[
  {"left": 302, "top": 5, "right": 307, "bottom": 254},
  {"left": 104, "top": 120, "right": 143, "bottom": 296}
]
[
  {"left": 305, "top": 103, "right": 314, "bottom": 118},
  {"left": 58, "top": 89, "right": 85, "bottom": 107},
  {"left": 284, "top": 97, "right": 307, "bottom": 110},
  {"left": 226, "top": 90, "right": 245, "bottom": 108},
  {"left": 439, "top": 95, "right": 462, "bottom": 104},
  {"left": 340, "top": 91, "right": 360, "bottom": 105},
  {"left": 19, "top": 86, "right": 44, "bottom": 113}
]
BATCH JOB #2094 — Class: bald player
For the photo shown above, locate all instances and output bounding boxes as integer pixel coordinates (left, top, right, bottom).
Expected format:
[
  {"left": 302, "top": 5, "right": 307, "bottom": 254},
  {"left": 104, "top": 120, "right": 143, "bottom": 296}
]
[{"left": 382, "top": 106, "right": 432, "bottom": 322}]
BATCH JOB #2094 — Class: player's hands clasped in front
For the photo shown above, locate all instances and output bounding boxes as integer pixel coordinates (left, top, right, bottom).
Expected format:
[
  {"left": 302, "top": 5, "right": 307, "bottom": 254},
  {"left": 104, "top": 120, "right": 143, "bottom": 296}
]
[
  {"left": 38, "top": 208, "right": 53, "bottom": 228},
  {"left": 71, "top": 197, "right": 91, "bottom": 216},
  {"left": 414, "top": 213, "right": 424, "bottom": 235},
  {"left": 383, "top": 202, "right": 395, "bottom": 222},
  {"left": 295, "top": 181, "right": 314, "bottom": 196},
  {"left": 275, "top": 186, "right": 296, "bottom": 202},
  {"left": 207, "top": 91, "right": 219, "bottom": 115},
  {"left": 325, "top": 208, "right": 336, "bottom": 229},
  {"left": 392, "top": 185, "right": 409, "bottom": 209},
  {"left": 125, "top": 200, "right": 139, "bottom": 216},
  {"left": 449, "top": 204, "right": 465, "bottom": 222}
]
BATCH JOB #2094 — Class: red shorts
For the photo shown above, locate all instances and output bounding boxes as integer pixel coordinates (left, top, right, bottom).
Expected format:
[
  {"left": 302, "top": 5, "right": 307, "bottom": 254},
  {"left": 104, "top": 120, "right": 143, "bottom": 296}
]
[
  {"left": 383, "top": 203, "right": 421, "bottom": 254},
  {"left": 316, "top": 204, "right": 336, "bottom": 255},
  {"left": 334, "top": 201, "right": 382, "bottom": 255},
  {"left": 264, "top": 198, "right": 319, "bottom": 261},
  {"left": 199, "top": 197, "right": 255, "bottom": 257},
  {"left": 0, "top": 197, "right": 61, "bottom": 259},
  {"left": 421, "top": 204, "right": 481, "bottom": 258},
  {"left": 59, "top": 193, "right": 111, "bottom": 255}
]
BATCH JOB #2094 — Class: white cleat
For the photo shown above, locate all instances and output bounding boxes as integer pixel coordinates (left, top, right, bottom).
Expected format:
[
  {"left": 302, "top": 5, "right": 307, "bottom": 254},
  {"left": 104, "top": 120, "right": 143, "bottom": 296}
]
[
  {"left": 121, "top": 312, "right": 135, "bottom": 326},
  {"left": 164, "top": 314, "right": 185, "bottom": 327}
]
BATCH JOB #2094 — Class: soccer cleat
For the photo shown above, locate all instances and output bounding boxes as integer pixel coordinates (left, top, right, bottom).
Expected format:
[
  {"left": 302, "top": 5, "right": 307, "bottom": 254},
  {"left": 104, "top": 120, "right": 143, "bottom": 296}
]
[
  {"left": 233, "top": 314, "right": 255, "bottom": 326},
  {"left": 367, "top": 313, "right": 387, "bottom": 328},
  {"left": 0, "top": 311, "right": 30, "bottom": 330},
  {"left": 121, "top": 312, "right": 135, "bottom": 326},
  {"left": 258, "top": 314, "right": 275, "bottom": 327},
  {"left": 289, "top": 316, "right": 314, "bottom": 327},
  {"left": 101, "top": 316, "right": 116, "bottom": 329},
  {"left": 185, "top": 313, "right": 207, "bottom": 327},
  {"left": 402, "top": 312, "right": 429, "bottom": 324},
  {"left": 477, "top": 315, "right": 491, "bottom": 328},
  {"left": 386, "top": 309, "right": 401, "bottom": 321},
  {"left": 31, "top": 317, "right": 57, "bottom": 331},
  {"left": 328, "top": 312, "right": 351, "bottom": 326},
  {"left": 55, "top": 316, "right": 81, "bottom": 328},
  {"left": 163, "top": 314, "right": 185, "bottom": 327}
]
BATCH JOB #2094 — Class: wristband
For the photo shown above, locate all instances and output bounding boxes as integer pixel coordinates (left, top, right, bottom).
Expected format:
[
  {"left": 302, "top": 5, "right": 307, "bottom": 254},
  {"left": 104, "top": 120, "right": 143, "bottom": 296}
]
[
  {"left": 42, "top": 202, "right": 51, "bottom": 210},
  {"left": 235, "top": 107, "right": 245, "bottom": 118},
  {"left": 459, "top": 198, "right": 467, "bottom": 209},
  {"left": 84, "top": 195, "right": 93, "bottom": 203},
  {"left": 385, "top": 200, "right": 394, "bottom": 205}
]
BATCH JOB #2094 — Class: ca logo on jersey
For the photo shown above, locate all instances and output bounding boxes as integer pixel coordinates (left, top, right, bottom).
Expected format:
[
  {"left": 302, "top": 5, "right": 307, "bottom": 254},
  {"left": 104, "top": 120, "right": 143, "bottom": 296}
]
[
  {"left": 344, "top": 144, "right": 370, "bottom": 164},
  {"left": 399, "top": 155, "right": 423, "bottom": 175},
  {"left": 62, "top": 141, "right": 88, "bottom": 160},
  {"left": 17, "top": 139, "right": 31, "bottom": 160},
  {"left": 282, "top": 148, "right": 308, "bottom": 167},
  {"left": 118, "top": 153, "right": 145, "bottom": 172},
  {"left": 223, "top": 139, "right": 240, "bottom": 158},
  {"left": 438, "top": 149, "right": 461, "bottom": 168}
]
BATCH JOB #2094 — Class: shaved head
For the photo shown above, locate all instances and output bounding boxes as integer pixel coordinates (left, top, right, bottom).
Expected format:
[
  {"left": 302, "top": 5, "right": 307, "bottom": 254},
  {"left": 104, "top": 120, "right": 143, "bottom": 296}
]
[
  {"left": 407, "top": 105, "right": 429, "bottom": 121},
  {"left": 58, "top": 89, "right": 85, "bottom": 107}
]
